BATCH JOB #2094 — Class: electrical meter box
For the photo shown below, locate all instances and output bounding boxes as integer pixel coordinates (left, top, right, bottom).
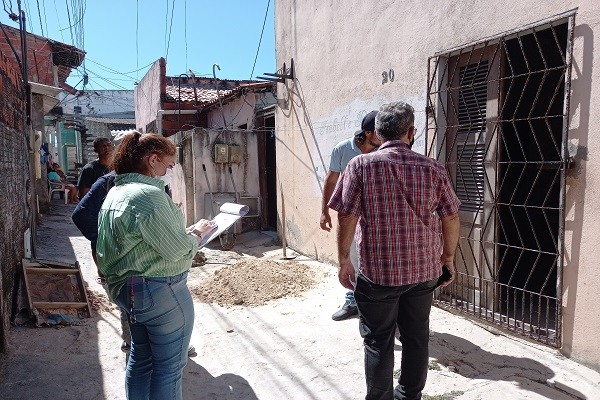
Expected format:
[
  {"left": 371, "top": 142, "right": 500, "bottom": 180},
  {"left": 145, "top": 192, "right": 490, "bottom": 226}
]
[
  {"left": 214, "top": 144, "right": 229, "bottom": 163},
  {"left": 229, "top": 146, "right": 244, "bottom": 163}
]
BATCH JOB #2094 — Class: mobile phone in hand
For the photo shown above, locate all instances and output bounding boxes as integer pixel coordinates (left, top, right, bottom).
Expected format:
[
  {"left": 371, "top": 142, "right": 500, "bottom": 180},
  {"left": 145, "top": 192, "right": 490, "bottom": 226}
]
[{"left": 435, "top": 265, "right": 453, "bottom": 288}]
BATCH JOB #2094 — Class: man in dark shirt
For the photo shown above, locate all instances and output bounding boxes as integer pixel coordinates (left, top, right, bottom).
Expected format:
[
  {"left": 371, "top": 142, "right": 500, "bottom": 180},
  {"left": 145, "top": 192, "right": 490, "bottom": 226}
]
[
  {"left": 77, "top": 137, "right": 114, "bottom": 199},
  {"left": 71, "top": 172, "right": 132, "bottom": 350},
  {"left": 329, "top": 102, "right": 461, "bottom": 400},
  {"left": 72, "top": 172, "right": 116, "bottom": 269}
]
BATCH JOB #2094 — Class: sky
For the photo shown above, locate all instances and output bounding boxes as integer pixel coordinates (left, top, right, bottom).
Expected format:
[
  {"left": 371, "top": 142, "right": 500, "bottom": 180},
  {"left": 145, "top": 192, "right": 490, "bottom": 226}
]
[{"left": 0, "top": 0, "right": 275, "bottom": 91}]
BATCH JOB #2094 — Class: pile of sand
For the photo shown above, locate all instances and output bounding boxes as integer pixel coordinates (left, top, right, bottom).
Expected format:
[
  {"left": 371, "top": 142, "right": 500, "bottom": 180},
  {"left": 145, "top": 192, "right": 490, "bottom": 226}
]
[{"left": 190, "top": 259, "right": 318, "bottom": 306}]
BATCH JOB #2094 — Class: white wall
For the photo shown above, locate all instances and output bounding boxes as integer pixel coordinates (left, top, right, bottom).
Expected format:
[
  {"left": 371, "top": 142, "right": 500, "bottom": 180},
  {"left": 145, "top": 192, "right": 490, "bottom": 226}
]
[
  {"left": 134, "top": 59, "right": 163, "bottom": 132},
  {"left": 59, "top": 90, "right": 134, "bottom": 115},
  {"left": 275, "top": 0, "right": 600, "bottom": 370},
  {"left": 207, "top": 93, "right": 259, "bottom": 130}
]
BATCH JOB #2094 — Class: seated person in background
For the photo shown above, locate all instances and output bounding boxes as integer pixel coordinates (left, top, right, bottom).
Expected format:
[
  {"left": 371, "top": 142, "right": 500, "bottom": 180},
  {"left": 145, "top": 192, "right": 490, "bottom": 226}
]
[
  {"left": 52, "top": 162, "right": 67, "bottom": 180},
  {"left": 48, "top": 168, "right": 78, "bottom": 204}
]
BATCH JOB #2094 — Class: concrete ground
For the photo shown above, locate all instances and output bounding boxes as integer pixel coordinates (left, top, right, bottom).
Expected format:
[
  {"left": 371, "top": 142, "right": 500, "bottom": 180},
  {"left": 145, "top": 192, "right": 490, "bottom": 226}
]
[{"left": 1, "top": 201, "right": 599, "bottom": 400}]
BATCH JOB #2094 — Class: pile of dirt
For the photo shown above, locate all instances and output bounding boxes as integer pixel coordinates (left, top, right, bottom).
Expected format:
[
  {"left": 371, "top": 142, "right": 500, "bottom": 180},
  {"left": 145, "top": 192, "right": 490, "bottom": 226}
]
[
  {"left": 86, "top": 289, "right": 114, "bottom": 313},
  {"left": 190, "top": 259, "right": 319, "bottom": 306}
]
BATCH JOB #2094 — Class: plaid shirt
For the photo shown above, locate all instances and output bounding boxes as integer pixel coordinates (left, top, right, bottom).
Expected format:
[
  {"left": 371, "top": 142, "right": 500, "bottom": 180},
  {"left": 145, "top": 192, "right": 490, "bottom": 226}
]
[{"left": 328, "top": 140, "right": 460, "bottom": 286}]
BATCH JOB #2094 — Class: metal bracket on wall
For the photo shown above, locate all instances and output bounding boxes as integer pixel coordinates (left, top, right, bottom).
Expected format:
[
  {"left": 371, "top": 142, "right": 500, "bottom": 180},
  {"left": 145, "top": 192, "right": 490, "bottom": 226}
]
[{"left": 256, "top": 58, "right": 294, "bottom": 84}]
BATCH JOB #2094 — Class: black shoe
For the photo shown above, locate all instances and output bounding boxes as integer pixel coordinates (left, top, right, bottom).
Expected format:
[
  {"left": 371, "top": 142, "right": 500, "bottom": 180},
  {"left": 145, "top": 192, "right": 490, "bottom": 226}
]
[{"left": 331, "top": 303, "right": 358, "bottom": 321}]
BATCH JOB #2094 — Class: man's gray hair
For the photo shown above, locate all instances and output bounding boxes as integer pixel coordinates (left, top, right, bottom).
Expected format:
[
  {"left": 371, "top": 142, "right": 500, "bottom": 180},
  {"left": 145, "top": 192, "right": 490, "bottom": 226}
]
[{"left": 375, "top": 102, "right": 415, "bottom": 140}]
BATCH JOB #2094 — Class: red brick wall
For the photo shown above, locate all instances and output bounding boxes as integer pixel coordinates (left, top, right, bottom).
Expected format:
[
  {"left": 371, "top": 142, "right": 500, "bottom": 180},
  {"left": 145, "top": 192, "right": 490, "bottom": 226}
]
[
  {"left": 0, "top": 25, "right": 56, "bottom": 85},
  {"left": 0, "top": 47, "right": 28, "bottom": 353}
]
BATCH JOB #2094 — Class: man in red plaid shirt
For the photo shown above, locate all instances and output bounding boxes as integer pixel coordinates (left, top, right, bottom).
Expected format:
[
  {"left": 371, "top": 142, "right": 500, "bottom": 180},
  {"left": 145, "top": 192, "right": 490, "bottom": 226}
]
[{"left": 328, "top": 102, "right": 460, "bottom": 400}]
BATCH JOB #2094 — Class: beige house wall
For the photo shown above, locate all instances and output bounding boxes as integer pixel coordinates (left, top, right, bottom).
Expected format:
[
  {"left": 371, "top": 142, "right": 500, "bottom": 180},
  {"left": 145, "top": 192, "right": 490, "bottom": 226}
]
[{"left": 274, "top": 0, "right": 600, "bottom": 370}]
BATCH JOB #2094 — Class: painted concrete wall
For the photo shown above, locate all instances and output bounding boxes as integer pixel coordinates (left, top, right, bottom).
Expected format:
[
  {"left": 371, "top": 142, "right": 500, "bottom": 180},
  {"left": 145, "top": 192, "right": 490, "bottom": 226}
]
[
  {"left": 207, "top": 95, "right": 257, "bottom": 129},
  {"left": 170, "top": 128, "right": 260, "bottom": 230},
  {"left": 207, "top": 93, "right": 274, "bottom": 130},
  {"left": 135, "top": 59, "right": 163, "bottom": 132},
  {"left": 275, "top": 0, "right": 600, "bottom": 370}
]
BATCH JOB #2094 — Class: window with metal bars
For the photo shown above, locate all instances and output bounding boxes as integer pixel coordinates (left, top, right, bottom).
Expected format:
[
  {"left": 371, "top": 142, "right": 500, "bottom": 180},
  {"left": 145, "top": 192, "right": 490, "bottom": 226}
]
[{"left": 426, "top": 13, "right": 574, "bottom": 347}]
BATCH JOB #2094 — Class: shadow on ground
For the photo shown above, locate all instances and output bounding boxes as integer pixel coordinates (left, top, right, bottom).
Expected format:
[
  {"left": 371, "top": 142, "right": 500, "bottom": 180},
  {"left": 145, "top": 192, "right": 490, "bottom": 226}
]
[
  {"left": 184, "top": 359, "right": 258, "bottom": 399},
  {"left": 430, "top": 332, "right": 587, "bottom": 399}
]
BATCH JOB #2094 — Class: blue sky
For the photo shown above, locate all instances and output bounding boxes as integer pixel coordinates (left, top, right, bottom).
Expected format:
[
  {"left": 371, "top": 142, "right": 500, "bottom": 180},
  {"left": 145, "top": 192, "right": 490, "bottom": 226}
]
[{"left": 0, "top": 0, "right": 275, "bottom": 90}]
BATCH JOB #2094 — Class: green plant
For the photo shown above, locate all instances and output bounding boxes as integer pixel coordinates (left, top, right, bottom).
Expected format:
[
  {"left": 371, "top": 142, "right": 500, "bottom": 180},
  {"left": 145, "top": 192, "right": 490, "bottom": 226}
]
[{"left": 428, "top": 360, "right": 442, "bottom": 371}]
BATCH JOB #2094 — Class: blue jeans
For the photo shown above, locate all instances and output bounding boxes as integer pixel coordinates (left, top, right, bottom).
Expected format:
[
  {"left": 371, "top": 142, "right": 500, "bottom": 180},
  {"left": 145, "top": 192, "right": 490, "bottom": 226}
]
[
  {"left": 115, "top": 272, "right": 194, "bottom": 400},
  {"left": 354, "top": 274, "right": 436, "bottom": 400},
  {"left": 345, "top": 290, "right": 357, "bottom": 307}
]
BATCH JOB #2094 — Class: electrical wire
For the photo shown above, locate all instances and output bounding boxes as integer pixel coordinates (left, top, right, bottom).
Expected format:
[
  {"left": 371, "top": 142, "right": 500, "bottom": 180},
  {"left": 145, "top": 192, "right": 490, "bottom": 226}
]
[
  {"left": 70, "top": 73, "right": 134, "bottom": 83},
  {"left": 86, "top": 68, "right": 130, "bottom": 90},
  {"left": 85, "top": 58, "right": 155, "bottom": 81},
  {"left": 23, "top": 0, "right": 34, "bottom": 32},
  {"left": 41, "top": 0, "right": 48, "bottom": 38},
  {"left": 64, "top": 0, "right": 74, "bottom": 44},
  {"left": 135, "top": 0, "right": 138, "bottom": 81},
  {"left": 35, "top": 0, "right": 43, "bottom": 36},
  {"left": 163, "top": 0, "right": 168, "bottom": 56},
  {"left": 165, "top": 0, "right": 175, "bottom": 59},
  {"left": 184, "top": 0, "right": 187, "bottom": 70},
  {"left": 52, "top": 0, "right": 65, "bottom": 42},
  {"left": 2, "top": 0, "right": 14, "bottom": 14},
  {"left": 249, "top": 0, "right": 270, "bottom": 80}
]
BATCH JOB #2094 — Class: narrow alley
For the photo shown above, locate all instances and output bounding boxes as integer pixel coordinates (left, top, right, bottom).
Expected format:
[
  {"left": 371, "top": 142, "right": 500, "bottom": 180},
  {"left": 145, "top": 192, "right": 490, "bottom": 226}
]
[{"left": 0, "top": 201, "right": 599, "bottom": 400}]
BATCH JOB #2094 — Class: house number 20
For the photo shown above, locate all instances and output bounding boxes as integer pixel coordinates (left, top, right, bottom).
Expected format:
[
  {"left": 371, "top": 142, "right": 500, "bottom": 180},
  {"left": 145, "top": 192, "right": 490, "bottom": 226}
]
[{"left": 382, "top": 69, "right": 395, "bottom": 84}]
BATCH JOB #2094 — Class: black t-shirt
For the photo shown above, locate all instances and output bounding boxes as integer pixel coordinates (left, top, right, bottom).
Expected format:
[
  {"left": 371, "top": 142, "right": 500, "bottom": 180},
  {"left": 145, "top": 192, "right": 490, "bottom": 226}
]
[{"left": 77, "top": 160, "right": 109, "bottom": 191}]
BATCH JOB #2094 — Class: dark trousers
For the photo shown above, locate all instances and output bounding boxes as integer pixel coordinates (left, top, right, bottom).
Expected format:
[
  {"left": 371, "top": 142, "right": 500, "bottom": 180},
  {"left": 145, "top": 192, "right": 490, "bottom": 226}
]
[{"left": 354, "top": 274, "right": 436, "bottom": 400}]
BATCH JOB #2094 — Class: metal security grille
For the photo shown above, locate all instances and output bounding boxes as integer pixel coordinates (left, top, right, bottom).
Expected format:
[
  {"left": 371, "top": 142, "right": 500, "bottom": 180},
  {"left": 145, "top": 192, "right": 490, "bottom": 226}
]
[{"left": 426, "top": 12, "right": 575, "bottom": 347}]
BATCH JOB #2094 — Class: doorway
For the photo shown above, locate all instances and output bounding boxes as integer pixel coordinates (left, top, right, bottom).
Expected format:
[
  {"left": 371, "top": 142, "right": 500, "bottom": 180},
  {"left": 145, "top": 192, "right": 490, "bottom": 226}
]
[{"left": 257, "top": 115, "right": 278, "bottom": 230}]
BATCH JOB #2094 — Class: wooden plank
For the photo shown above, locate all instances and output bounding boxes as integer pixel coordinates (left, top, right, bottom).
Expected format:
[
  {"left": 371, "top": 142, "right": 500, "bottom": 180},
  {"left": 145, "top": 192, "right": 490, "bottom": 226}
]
[
  {"left": 22, "top": 261, "right": 35, "bottom": 319},
  {"left": 25, "top": 267, "right": 80, "bottom": 275},
  {"left": 32, "top": 302, "right": 88, "bottom": 309},
  {"left": 22, "top": 258, "right": 91, "bottom": 319},
  {"left": 76, "top": 264, "right": 92, "bottom": 317},
  {"left": 22, "top": 258, "right": 76, "bottom": 268}
]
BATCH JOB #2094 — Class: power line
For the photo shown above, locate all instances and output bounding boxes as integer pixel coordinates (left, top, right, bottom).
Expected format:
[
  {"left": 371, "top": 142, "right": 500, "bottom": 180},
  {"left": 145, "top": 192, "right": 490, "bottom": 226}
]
[
  {"left": 163, "top": 0, "right": 168, "bottom": 56},
  {"left": 70, "top": 73, "right": 134, "bottom": 83},
  {"left": 86, "top": 58, "right": 155, "bottom": 78},
  {"left": 249, "top": 0, "right": 270, "bottom": 80},
  {"left": 2, "top": 0, "right": 14, "bottom": 14},
  {"left": 86, "top": 68, "right": 130, "bottom": 90},
  {"left": 41, "top": 0, "right": 48, "bottom": 36},
  {"left": 184, "top": 0, "right": 187, "bottom": 70},
  {"left": 135, "top": 0, "right": 139, "bottom": 81},
  {"left": 64, "top": 0, "right": 74, "bottom": 44},
  {"left": 35, "top": 0, "right": 43, "bottom": 36},
  {"left": 23, "top": 0, "right": 33, "bottom": 32},
  {"left": 165, "top": 0, "right": 175, "bottom": 59},
  {"left": 52, "top": 0, "right": 65, "bottom": 42}
]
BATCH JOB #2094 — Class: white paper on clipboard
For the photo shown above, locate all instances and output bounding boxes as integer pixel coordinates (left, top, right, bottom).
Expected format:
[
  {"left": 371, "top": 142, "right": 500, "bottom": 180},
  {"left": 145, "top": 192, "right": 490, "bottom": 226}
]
[{"left": 198, "top": 202, "right": 249, "bottom": 247}]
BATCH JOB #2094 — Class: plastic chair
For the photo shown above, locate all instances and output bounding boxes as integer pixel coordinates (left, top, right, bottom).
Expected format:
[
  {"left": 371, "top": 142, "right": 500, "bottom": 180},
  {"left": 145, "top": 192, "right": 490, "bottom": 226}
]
[{"left": 49, "top": 181, "right": 69, "bottom": 204}]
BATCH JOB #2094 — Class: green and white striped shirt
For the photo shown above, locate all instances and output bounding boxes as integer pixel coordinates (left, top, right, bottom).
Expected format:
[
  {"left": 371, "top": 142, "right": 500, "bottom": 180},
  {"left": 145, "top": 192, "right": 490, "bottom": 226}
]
[{"left": 97, "top": 173, "right": 198, "bottom": 300}]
